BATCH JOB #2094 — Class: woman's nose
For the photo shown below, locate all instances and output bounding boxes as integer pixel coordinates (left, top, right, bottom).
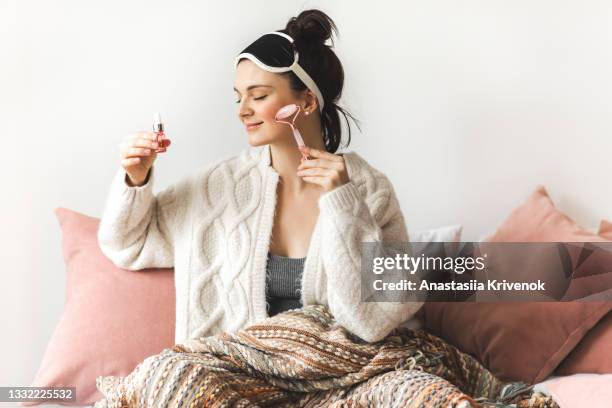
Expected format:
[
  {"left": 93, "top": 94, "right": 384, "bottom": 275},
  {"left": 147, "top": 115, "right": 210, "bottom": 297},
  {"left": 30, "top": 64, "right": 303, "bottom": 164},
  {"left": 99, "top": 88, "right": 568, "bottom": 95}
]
[{"left": 237, "top": 100, "right": 252, "bottom": 119}]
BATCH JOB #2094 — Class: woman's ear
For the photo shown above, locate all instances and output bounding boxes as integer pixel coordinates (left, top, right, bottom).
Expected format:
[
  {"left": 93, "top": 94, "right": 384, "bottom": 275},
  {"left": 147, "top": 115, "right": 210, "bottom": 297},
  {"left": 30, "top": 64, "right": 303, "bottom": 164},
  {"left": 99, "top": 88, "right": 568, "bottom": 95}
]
[{"left": 302, "top": 89, "right": 319, "bottom": 114}]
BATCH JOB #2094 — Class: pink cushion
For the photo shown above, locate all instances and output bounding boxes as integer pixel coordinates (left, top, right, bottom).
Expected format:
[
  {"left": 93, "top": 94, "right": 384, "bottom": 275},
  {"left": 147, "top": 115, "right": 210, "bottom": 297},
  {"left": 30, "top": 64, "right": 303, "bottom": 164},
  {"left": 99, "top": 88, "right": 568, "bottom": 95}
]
[
  {"left": 486, "top": 185, "right": 608, "bottom": 274},
  {"left": 540, "top": 374, "right": 612, "bottom": 408},
  {"left": 421, "top": 186, "right": 612, "bottom": 384},
  {"left": 599, "top": 219, "right": 612, "bottom": 239},
  {"left": 485, "top": 186, "right": 608, "bottom": 243},
  {"left": 554, "top": 219, "right": 612, "bottom": 376},
  {"left": 556, "top": 312, "right": 612, "bottom": 375},
  {"left": 22, "top": 208, "right": 175, "bottom": 406}
]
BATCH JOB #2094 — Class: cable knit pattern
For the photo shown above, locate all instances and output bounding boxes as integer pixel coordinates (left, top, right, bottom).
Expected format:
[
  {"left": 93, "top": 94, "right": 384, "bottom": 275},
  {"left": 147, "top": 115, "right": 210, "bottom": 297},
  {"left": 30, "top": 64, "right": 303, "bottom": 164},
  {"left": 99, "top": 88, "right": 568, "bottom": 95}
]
[{"left": 97, "top": 144, "right": 423, "bottom": 344}]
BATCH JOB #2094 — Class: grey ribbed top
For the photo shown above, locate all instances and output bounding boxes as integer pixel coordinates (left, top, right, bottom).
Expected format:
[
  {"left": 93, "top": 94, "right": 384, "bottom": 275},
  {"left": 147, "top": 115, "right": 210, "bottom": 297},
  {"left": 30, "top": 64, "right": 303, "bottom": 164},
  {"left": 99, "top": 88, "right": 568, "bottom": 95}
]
[{"left": 265, "top": 252, "right": 305, "bottom": 317}]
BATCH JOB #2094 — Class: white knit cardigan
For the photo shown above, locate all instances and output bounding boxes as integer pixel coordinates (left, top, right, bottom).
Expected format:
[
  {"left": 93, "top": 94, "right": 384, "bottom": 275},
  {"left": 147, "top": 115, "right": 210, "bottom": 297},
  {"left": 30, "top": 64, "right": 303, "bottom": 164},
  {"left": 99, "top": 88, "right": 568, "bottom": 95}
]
[{"left": 97, "top": 144, "right": 423, "bottom": 344}]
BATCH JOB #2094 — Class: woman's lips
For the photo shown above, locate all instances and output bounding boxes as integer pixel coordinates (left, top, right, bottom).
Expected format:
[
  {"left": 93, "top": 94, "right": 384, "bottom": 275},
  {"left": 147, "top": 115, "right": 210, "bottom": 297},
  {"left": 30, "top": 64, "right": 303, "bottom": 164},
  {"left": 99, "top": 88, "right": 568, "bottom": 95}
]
[{"left": 246, "top": 122, "right": 263, "bottom": 131}]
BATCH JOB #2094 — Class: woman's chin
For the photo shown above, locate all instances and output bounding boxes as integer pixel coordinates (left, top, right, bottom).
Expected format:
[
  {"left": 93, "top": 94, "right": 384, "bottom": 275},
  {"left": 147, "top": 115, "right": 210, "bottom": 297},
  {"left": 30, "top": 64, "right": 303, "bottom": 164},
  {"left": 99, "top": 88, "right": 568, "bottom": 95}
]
[{"left": 246, "top": 132, "right": 275, "bottom": 147}]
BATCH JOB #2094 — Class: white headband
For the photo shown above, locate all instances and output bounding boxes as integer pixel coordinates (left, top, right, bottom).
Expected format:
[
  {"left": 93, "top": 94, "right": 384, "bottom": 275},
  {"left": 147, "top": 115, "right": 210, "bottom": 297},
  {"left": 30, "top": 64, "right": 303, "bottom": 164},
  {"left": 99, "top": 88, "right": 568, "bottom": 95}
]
[{"left": 234, "top": 31, "right": 325, "bottom": 113}]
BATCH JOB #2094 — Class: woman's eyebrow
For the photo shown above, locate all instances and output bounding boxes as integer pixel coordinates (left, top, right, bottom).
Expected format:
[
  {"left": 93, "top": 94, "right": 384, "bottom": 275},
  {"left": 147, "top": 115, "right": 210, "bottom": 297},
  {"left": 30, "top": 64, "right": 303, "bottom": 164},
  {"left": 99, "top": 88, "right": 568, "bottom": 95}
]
[{"left": 233, "top": 84, "right": 274, "bottom": 93}]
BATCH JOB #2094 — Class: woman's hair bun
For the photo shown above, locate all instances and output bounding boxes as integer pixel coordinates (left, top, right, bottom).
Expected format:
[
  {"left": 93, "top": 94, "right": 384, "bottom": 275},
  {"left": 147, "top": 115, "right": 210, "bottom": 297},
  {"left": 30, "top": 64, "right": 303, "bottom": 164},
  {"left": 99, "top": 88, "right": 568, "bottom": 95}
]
[{"left": 285, "top": 9, "right": 338, "bottom": 48}]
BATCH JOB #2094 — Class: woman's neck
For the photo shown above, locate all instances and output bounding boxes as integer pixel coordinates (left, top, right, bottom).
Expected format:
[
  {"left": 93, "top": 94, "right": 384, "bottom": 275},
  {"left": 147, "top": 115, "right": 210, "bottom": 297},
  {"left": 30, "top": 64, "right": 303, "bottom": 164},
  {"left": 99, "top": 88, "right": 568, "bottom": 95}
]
[{"left": 268, "top": 136, "right": 325, "bottom": 194}]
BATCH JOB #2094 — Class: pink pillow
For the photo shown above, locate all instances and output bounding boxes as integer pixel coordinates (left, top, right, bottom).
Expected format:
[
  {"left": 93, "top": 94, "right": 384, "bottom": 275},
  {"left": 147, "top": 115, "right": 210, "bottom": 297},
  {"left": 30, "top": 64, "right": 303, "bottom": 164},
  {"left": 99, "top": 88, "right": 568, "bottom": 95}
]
[
  {"left": 486, "top": 185, "right": 609, "bottom": 274},
  {"left": 554, "top": 219, "right": 612, "bottom": 376},
  {"left": 538, "top": 374, "right": 612, "bottom": 408},
  {"left": 600, "top": 219, "right": 612, "bottom": 239},
  {"left": 555, "top": 312, "right": 612, "bottom": 375},
  {"left": 22, "top": 208, "right": 175, "bottom": 406},
  {"left": 485, "top": 186, "right": 608, "bottom": 243},
  {"left": 421, "top": 186, "right": 612, "bottom": 384}
]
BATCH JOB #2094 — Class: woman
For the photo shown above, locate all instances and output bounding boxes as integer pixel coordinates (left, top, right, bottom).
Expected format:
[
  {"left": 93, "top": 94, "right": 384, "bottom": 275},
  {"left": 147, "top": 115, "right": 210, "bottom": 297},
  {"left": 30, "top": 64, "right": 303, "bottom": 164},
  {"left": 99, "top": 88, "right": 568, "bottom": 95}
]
[
  {"left": 95, "top": 11, "right": 561, "bottom": 408},
  {"left": 97, "top": 9, "right": 422, "bottom": 345}
]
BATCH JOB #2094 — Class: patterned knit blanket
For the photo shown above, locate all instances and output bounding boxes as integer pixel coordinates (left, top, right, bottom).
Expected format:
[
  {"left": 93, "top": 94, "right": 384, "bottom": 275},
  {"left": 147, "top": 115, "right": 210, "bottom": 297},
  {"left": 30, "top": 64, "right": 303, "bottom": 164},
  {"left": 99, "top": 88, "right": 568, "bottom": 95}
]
[{"left": 94, "top": 305, "right": 558, "bottom": 408}]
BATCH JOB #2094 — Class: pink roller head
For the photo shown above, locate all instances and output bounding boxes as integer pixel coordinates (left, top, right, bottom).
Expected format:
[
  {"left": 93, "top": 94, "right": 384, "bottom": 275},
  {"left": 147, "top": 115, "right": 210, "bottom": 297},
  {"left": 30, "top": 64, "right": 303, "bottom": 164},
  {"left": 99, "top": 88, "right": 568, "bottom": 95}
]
[
  {"left": 275, "top": 104, "right": 299, "bottom": 120},
  {"left": 274, "top": 104, "right": 309, "bottom": 160}
]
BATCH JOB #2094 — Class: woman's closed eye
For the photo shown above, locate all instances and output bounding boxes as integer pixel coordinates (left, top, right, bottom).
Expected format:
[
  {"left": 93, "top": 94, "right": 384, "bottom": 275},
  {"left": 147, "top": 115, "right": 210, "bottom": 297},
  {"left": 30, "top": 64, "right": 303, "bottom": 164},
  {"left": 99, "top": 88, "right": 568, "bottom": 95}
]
[{"left": 235, "top": 95, "right": 268, "bottom": 104}]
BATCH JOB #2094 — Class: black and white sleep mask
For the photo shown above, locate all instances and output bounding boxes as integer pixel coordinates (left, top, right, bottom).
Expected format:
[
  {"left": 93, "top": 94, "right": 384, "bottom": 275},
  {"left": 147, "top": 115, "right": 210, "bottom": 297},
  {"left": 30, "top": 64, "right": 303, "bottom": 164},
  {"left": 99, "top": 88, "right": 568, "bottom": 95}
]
[{"left": 234, "top": 31, "right": 325, "bottom": 113}]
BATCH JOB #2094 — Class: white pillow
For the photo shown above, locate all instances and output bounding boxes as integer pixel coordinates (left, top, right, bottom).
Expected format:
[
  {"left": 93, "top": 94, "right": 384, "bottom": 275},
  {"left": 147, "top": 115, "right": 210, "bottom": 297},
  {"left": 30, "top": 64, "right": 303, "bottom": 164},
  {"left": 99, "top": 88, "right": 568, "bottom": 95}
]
[
  {"left": 409, "top": 225, "right": 463, "bottom": 258},
  {"left": 409, "top": 225, "right": 462, "bottom": 242}
]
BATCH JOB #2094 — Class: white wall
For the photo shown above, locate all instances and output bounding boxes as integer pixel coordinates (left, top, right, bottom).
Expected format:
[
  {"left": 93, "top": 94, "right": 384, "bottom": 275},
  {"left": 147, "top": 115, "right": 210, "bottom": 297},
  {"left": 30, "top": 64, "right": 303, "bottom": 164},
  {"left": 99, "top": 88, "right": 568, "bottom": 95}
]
[{"left": 2, "top": 0, "right": 611, "bottom": 387}]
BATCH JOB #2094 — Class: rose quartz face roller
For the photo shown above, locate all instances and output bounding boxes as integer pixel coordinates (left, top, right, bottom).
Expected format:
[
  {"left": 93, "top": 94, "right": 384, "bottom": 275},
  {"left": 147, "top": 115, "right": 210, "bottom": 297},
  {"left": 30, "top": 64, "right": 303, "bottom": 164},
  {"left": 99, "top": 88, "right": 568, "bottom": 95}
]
[{"left": 275, "top": 104, "right": 309, "bottom": 160}]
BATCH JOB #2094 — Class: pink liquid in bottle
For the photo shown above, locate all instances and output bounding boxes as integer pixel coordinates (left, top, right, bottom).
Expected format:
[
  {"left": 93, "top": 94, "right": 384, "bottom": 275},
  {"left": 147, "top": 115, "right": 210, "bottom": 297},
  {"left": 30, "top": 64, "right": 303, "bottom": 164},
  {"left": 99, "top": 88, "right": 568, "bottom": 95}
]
[{"left": 153, "top": 112, "right": 168, "bottom": 153}]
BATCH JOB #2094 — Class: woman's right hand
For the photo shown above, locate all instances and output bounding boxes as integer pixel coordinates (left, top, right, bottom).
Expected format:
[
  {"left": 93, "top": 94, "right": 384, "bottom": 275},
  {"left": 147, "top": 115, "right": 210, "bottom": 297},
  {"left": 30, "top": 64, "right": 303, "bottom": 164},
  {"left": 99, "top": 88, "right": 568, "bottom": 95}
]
[{"left": 120, "top": 132, "right": 162, "bottom": 186}]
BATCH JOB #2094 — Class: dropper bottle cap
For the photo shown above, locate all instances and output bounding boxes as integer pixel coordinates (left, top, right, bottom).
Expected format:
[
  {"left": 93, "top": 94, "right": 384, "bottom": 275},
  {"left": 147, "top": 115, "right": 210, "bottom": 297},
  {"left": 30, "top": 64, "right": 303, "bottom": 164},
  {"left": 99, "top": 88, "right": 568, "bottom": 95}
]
[{"left": 153, "top": 112, "right": 164, "bottom": 132}]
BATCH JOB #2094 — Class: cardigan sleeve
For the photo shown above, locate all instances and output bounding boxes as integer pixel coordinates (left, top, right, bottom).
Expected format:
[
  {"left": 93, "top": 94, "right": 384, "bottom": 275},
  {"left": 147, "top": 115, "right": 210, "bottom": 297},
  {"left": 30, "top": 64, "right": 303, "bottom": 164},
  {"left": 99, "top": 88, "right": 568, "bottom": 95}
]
[
  {"left": 317, "top": 177, "right": 424, "bottom": 343},
  {"left": 97, "top": 165, "right": 184, "bottom": 270}
]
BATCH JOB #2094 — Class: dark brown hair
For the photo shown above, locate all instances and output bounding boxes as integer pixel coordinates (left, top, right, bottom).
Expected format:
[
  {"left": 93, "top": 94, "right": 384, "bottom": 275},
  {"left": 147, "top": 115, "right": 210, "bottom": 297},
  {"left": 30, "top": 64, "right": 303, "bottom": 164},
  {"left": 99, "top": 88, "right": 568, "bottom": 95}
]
[{"left": 280, "top": 9, "right": 360, "bottom": 153}]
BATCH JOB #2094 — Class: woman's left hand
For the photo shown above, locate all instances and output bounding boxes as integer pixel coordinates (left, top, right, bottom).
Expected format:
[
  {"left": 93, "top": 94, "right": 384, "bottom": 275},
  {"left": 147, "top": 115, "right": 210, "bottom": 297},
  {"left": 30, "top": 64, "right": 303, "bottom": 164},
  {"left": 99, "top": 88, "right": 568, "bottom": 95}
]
[{"left": 296, "top": 146, "right": 350, "bottom": 192}]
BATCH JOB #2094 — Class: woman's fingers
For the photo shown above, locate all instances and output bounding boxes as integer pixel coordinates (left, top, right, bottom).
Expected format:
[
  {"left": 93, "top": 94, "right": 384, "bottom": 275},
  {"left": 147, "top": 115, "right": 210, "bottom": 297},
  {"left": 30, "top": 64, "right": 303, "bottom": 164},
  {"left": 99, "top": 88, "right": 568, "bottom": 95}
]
[
  {"left": 120, "top": 145, "right": 153, "bottom": 159},
  {"left": 297, "top": 148, "right": 345, "bottom": 171},
  {"left": 299, "top": 146, "right": 343, "bottom": 162},
  {"left": 132, "top": 138, "right": 159, "bottom": 149},
  {"left": 296, "top": 167, "right": 335, "bottom": 177},
  {"left": 123, "top": 147, "right": 153, "bottom": 158},
  {"left": 298, "top": 159, "right": 343, "bottom": 171},
  {"left": 120, "top": 138, "right": 159, "bottom": 158},
  {"left": 120, "top": 131, "right": 161, "bottom": 185},
  {"left": 129, "top": 132, "right": 157, "bottom": 141},
  {"left": 296, "top": 147, "right": 350, "bottom": 192},
  {"left": 300, "top": 176, "right": 331, "bottom": 190},
  {"left": 122, "top": 157, "right": 142, "bottom": 166}
]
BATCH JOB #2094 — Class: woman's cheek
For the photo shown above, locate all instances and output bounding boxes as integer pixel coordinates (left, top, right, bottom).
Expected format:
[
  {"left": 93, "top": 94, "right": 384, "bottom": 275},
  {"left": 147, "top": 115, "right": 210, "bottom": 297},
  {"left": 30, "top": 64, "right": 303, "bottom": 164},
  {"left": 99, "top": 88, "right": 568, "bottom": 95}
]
[{"left": 261, "top": 103, "right": 282, "bottom": 123}]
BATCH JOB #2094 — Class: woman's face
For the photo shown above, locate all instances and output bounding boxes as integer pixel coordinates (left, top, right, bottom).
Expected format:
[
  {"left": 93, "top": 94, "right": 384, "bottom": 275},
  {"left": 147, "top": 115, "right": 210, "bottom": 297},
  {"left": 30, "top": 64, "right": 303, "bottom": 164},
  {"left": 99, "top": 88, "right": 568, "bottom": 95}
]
[{"left": 234, "top": 59, "right": 306, "bottom": 147}]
